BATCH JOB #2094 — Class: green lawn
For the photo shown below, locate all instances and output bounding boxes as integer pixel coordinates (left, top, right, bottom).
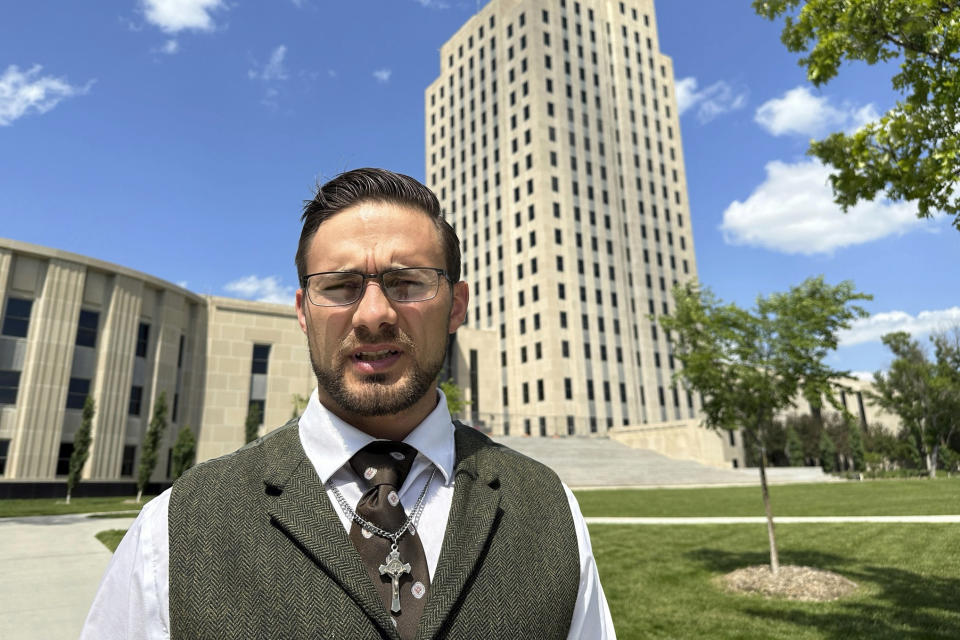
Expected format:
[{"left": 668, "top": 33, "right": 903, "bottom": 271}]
[
  {"left": 82, "top": 479, "right": 960, "bottom": 637},
  {"left": 574, "top": 476, "right": 960, "bottom": 518},
  {"left": 0, "top": 496, "right": 151, "bottom": 518},
  {"left": 95, "top": 529, "right": 128, "bottom": 552},
  {"left": 593, "top": 523, "right": 960, "bottom": 639}
]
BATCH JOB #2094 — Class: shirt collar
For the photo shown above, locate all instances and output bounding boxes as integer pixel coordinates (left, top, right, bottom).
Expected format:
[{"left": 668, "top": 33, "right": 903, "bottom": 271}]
[{"left": 298, "top": 387, "right": 456, "bottom": 485}]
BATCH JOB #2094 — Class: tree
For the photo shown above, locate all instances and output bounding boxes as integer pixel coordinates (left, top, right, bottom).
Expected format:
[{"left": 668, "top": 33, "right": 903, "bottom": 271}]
[
  {"left": 819, "top": 429, "right": 837, "bottom": 472},
  {"left": 66, "top": 395, "right": 95, "bottom": 504},
  {"left": 753, "top": 0, "right": 960, "bottom": 229},
  {"left": 660, "top": 276, "right": 870, "bottom": 573},
  {"left": 171, "top": 425, "right": 196, "bottom": 480},
  {"left": 872, "top": 330, "right": 960, "bottom": 478},
  {"left": 785, "top": 426, "right": 805, "bottom": 466},
  {"left": 245, "top": 402, "right": 262, "bottom": 444},
  {"left": 439, "top": 378, "right": 470, "bottom": 416},
  {"left": 847, "top": 414, "right": 866, "bottom": 472},
  {"left": 137, "top": 391, "right": 167, "bottom": 504},
  {"left": 290, "top": 393, "right": 309, "bottom": 419}
]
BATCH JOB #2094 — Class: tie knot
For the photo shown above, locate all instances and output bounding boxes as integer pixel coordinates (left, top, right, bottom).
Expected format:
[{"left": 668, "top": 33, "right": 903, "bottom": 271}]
[{"left": 349, "top": 441, "right": 417, "bottom": 489}]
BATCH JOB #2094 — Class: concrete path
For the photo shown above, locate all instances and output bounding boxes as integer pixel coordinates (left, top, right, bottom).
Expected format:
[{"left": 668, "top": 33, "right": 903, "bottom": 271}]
[
  {"left": 0, "top": 513, "right": 136, "bottom": 640},
  {"left": 494, "top": 435, "right": 837, "bottom": 488},
  {"left": 586, "top": 515, "right": 960, "bottom": 525}
]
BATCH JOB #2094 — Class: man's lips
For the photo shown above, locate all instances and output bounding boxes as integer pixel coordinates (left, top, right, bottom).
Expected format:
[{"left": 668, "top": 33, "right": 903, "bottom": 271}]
[{"left": 348, "top": 345, "right": 403, "bottom": 373}]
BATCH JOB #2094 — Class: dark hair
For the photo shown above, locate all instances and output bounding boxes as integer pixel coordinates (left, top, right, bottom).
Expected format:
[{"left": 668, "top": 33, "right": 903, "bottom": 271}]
[{"left": 296, "top": 168, "right": 461, "bottom": 285}]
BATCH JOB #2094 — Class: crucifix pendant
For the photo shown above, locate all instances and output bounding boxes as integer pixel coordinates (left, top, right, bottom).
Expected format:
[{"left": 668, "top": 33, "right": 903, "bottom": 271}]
[{"left": 378, "top": 547, "right": 411, "bottom": 613}]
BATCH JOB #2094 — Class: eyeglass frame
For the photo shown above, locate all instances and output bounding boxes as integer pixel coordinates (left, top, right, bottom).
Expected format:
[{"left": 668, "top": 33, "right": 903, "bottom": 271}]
[{"left": 299, "top": 267, "right": 455, "bottom": 307}]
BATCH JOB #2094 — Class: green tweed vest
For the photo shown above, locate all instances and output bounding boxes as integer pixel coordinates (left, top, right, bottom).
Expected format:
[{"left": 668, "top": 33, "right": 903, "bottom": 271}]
[{"left": 169, "top": 418, "right": 580, "bottom": 639}]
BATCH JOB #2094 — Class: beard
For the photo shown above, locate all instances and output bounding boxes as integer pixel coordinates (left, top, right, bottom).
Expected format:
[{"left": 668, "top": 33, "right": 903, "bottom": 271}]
[{"left": 309, "top": 326, "right": 447, "bottom": 417}]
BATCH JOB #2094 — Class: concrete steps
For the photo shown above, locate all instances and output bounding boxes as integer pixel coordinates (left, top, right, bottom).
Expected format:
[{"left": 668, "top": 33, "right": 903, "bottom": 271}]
[{"left": 492, "top": 436, "right": 835, "bottom": 488}]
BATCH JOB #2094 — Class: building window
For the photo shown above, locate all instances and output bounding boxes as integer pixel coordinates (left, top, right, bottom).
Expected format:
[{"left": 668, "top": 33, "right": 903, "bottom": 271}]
[
  {"left": 75, "top": 310, "right": 99, "bottom": 348},
  {"left": 1, "top": 297, "right": 33, "bottom": 337},
  {"left": 55, "top": 442, "right": 73, "bottom": 475},
  {"left": 252, "top": 344, "right": 271, "bottom": 374},
  {"left": 121, "top": 445, "right": 137, "bottom": 477},
  {"left": 66, "top": 377, "right": 90, "bottom": 410},
  {"left": 0, "top": 370, "right": 20, "bottom": 405},
  {"left": 129, "top": 385, "right": 143, "bottom": 416},
  {"left": 0, "top": 439, "right": 9, "bottom": 475},
  {"left": 136, "top": 323, "right": 150, "bottom": 358}
]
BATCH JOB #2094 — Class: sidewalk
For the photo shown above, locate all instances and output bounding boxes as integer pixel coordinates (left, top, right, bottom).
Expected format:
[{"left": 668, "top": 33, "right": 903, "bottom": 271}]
[{"left": 0, "top": 513, "right": 137, "bottom": 640}]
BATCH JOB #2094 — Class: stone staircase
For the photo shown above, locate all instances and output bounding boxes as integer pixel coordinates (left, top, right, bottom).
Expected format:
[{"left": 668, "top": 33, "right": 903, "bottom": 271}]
[{"left": 492, "top": 436, "right": 835, "bottom": 488}]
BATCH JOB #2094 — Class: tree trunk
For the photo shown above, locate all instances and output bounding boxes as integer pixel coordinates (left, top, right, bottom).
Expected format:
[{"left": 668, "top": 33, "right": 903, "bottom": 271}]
[
  {"left": 929, "top": 444, "right": 939, "bottom": 479},
  {"left": 65, "top": 490, "right": 71, "bottom": 505},
  {"left": 758, "top": 444, "right": 780, "bottom": 574},
  {"left": 136, "top": 488, "right": 143, "bottom": 504}
]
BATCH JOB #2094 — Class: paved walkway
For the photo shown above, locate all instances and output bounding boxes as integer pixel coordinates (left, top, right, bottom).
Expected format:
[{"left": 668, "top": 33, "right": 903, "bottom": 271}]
[{"left": 0, "top": 513, "right": 136, "bottom": 640}]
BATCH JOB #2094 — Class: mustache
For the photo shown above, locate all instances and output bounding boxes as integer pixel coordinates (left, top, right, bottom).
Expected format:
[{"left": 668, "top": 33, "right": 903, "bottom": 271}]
[{"left": 341, "top": 326, "right": 416, "bottom": 353}]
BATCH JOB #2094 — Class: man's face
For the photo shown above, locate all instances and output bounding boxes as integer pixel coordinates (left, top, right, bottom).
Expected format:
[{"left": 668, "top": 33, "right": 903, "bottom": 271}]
[{"left": 295, "top": 201, "right": 468, "bottom": 428}]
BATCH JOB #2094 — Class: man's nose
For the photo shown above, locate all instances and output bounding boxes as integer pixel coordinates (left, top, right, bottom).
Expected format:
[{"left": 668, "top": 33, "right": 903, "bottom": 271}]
[{"left": 351, "top": 280, "right": 398, "bottom": 331}]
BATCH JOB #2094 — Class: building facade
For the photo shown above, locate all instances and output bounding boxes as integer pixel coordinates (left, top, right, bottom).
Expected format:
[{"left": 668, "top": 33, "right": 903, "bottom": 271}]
[{"left": 426, "top": 0, "right": 703, "bottom": 438}]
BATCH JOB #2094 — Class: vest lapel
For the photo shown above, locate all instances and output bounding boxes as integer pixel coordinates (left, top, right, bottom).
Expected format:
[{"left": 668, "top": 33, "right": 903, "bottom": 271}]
[
  {"left": 415, "top": 425, "right": 502, "bottom": 640},
  {"left": 263, "top": 424, "right": 401, "bottom": 639}
]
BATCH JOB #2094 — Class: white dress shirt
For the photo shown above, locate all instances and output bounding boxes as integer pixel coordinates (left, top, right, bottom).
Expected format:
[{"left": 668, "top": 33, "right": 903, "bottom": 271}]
[{"left": 80, "top": 389, "right": 616, "bottom": 639}]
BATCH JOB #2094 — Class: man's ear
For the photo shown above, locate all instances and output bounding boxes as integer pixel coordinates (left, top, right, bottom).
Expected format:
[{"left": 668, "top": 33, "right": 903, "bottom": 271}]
[
  {"left": 295, "top": 288, "right": 309, "bottom": 333},
  {"left": 447, "top": 281, "right": 469, "bottom": 333}
]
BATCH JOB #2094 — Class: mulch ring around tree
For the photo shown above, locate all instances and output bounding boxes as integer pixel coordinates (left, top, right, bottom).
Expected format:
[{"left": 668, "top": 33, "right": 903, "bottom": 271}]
[{"left": 717, "top": 565, "right": 858, "bottom": 601}]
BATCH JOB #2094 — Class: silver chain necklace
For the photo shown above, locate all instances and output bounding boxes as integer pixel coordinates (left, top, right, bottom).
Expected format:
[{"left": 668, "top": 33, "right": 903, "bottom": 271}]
[
  {"left": 328, "top": 467, "right": 437, "bottom": 613},
  {"left": 327, "top": 466, "right": 437, "bottom": 545}
]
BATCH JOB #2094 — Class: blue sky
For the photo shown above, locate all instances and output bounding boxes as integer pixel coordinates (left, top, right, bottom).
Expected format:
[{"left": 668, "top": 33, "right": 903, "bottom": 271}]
[{"left": 1, "top": 0, "right": 957, "bottom": 376}]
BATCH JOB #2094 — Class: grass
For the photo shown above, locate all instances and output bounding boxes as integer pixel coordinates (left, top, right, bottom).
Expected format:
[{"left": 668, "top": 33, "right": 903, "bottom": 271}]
[
  {"left": 95, "top": 529, "right": 128, "bottom": 552},
  {"left": 82, "top": 480, "right": 960, "bottom": 637},
  {"left": 574, "top": 476, "right": 960, "bottom": 518},
  {"left": 593, "top": 523, "right": 960, "bottom": 639},
  {"left": 0, "top": 496, "right": 151, "bottom": 518}
]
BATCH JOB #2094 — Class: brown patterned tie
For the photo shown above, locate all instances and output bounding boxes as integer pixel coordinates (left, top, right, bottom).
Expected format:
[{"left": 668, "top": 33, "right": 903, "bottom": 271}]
[{"left": 348, "top": 441, "right": 430, "bottom": 638}]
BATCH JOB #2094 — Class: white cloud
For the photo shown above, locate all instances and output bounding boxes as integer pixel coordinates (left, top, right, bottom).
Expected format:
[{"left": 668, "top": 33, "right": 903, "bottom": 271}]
[
  {"left": 224, "top": 275, "right": 296, "bottom": 304},
  {"left": 849, "top": 371, "right": 876, "bottom": 382},
  {"left": 839, "top": 307, "right": 960, "bottom": 347},
  {"left": 372, "top": 68, "right": 392, "bottom": 84},
  {"left": 721, "top": 159, "right": 922, "bottom": 254},
  {"left": 141, "top": 0, "right": 225, "bottom": 33},
  {"left": 674, "top": 76, "right": 746, "bottom": 123},
  {"left": 414, "top": 0, "right": 451, "bottom": 8},
  {"left": 249, "top": 45, "right": 288, "bottom": 82},
  {"left": 158, "top": 39, "right": 179, "bottom": 54},
  {"left": 0, "top": 65, "right": 92, "bottom": 127},
  {"left": 755, "top": 86, "right": 879, "bottom": 137}
]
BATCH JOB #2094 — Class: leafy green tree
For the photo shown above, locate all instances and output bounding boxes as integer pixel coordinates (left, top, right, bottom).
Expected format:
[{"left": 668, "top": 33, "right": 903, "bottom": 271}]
[
  {"left": 660, "top": 276, "right": 870, "bottom": 573},
  {"left": 819, "top": 429, "right": 837, "bottom": 472},
  {"left": 439, "top": 379, "right": 470, "bottom": 416},
  {"left": 785, "top": 426, "right": 805, "bottom": 466},
  {"left": 290, "top": 393, "right": 309, "bottom": 419},
  {"left": 171, "top": 425, "right": 196, "bottom": 480},
  {"left": 137, "top": 392, "right": 168, "bottom": 504},
  {"left": 753, "top": 0, "right": 960, "bottom": 229},
  {"left": 872, "top": 330, "right": 960, "bottom": 477},
  {"left": 66, "top": 395, "right": 95, "bottom": 504},
  {"left": 847, "top": 415, "right": 866, "bottom": 472},
  {"left": 245, "top": 402, "right": 262, "bottom": 444}
]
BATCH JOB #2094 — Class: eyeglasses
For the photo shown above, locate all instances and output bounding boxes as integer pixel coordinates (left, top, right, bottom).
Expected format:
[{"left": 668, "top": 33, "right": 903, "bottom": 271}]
[{"left": 301, "top": 267, "right": 452, "bottom": 307}]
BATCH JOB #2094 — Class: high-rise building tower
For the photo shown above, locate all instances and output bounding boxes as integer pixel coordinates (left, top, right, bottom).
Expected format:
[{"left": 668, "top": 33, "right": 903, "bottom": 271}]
[{"left": 426, "top": 0, "right": 699, "bottom": 437}]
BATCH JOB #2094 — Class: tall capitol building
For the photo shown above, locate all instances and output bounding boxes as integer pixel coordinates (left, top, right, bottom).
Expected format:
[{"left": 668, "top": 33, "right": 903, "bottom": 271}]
[{"left": 426, "top": 0, "right": 700, "bottom": 437}]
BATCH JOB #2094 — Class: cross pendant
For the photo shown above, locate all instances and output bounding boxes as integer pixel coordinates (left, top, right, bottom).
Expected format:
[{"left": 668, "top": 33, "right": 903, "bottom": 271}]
[{"left": 378, "top": 548, "right": 411, "bottom": 613}]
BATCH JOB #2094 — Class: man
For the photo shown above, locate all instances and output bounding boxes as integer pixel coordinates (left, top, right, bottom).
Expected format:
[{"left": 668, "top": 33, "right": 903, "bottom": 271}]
[{"left": 81, "top": 168, "right": 615, "bottom": 639}]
